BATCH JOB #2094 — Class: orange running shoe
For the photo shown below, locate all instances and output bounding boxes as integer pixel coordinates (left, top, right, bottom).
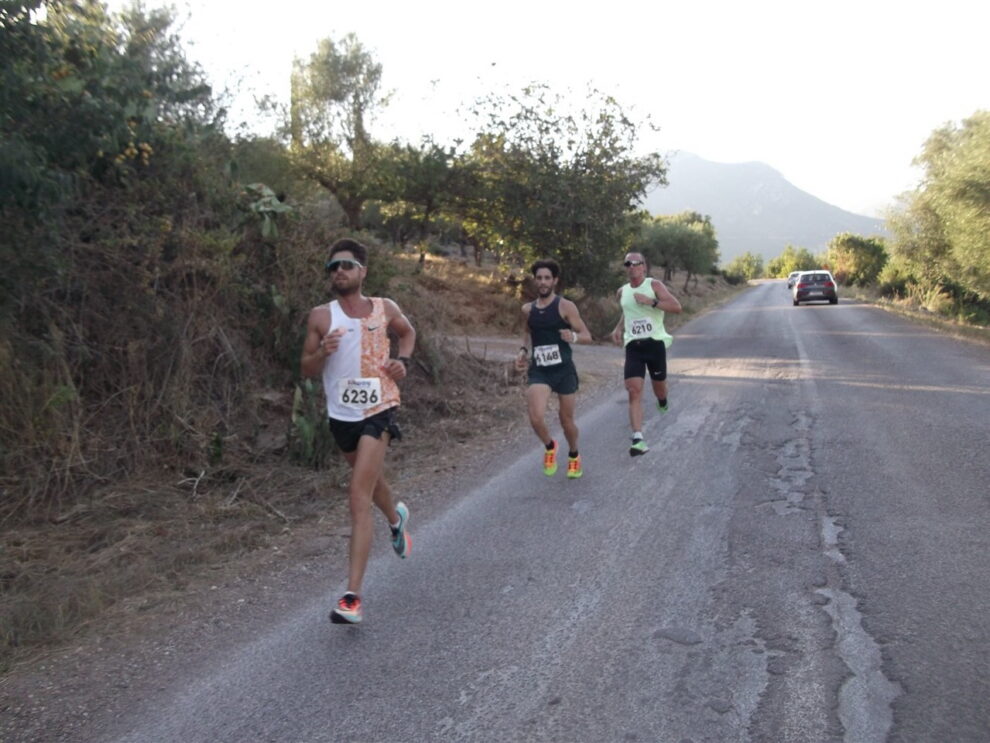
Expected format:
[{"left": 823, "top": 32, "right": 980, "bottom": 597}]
[
  {"left": 543, "top": 440, "right": 558, "bottom": 476},
  {"left": 330, "top": 592, "right": 362, "bottom": 624},
  {"left": 567, "top": 454, "right": 583, "bottom": 479}
]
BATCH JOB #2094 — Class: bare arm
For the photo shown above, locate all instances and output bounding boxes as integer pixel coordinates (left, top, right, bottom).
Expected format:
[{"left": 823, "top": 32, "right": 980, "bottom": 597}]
[
  {"left": 652, "top": 279, "right": 682, "bottom": 314},
  {"left": 558, "top": 299, "right": 593, "bottom": 344},
  {"left": 300, "top": 306, "right": 340, "bottom": 379},
  {"left": 515, "top": 303, "right": 532, "bottom": 371},
  {"left": 611, "top": 287, "right": 625, "bottom": 345},
  {"left": 382, "top": 298, "right": 416, "bottom": 380}
]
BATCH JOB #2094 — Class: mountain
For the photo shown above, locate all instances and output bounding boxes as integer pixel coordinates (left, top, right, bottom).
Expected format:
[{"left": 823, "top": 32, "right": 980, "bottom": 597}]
[{"left": 641, "top": 152, "right": 888, "bottom": 266}]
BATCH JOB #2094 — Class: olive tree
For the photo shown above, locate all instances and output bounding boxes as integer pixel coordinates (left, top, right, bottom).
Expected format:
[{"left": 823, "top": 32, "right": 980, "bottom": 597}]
[
  {"left": 288, "top": 33, "right": 390, "bottom": 229},
  {"left": 888, "top": 111, "right": 990, "bottom": 301},
  {"left": 824, "top": 232, "right": 887, "bottom": 286},
  {"left": 453, "top": 85, "right": 667, "bottom": 293},
  {"left": 766, "top": 244, "right": 819, "bottom": 277}
]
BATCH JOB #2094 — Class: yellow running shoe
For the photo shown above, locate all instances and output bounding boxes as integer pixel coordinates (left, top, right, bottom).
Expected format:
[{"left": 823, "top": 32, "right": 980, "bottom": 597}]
[
  {"left": 543, "top": 440, "right": 558, "bottom": 476},
  {"left": 567, "top": 454, "right": 583, "bottom": 479}
]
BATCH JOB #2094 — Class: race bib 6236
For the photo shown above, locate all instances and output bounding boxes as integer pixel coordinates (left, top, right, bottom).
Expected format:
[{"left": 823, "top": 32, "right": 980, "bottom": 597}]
[{"left": 337, "top": 378, "right": 382, "bottom": 409}]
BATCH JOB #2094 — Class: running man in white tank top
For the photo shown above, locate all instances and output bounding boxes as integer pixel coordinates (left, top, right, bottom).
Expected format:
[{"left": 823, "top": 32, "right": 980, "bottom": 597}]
[{"left": 300, "top": 238, "right": 416, "bottom": 624}]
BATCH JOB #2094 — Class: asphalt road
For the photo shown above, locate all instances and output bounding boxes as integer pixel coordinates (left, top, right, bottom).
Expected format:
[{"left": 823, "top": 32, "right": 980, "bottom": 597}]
[{"left": 60, "top": 284, "right": 990, "bottom": 741}]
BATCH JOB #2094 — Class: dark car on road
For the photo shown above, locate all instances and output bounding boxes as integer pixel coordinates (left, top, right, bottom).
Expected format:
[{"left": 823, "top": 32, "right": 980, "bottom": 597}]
[
  {"left": 792, "top": 270, "right": 838, "bottom": 305},
  {"left": 786, "top": 271, "right": 801, "bottom": 289}
]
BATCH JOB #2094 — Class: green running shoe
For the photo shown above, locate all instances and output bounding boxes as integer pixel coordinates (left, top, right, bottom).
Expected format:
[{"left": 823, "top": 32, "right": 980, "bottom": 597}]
[
  {"left": 566, "top": 454, "right": 583, "bottom": 479},
  {"left": 657, "top": 400, "right": 669, "bottom": 414},
  {"left": 543, "top": 440, "right": 558, "bottom": 476},
  {"left": 629, "top": 438, "right": 649, "bottom": 457}
]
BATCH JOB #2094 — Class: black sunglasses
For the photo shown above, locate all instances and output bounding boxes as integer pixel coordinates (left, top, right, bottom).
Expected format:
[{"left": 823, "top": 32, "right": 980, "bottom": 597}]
[
  {"left": 325, "top": 258, "right": 364, "bottom": 274},
  {"left": 623, "top": 260, "right": 644, "bottom": 268}
]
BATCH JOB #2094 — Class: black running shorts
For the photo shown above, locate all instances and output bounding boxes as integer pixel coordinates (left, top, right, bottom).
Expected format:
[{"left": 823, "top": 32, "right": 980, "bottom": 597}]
[
  {"left": 527, "top": 360, "right": 579, "bottom": 395},
  {"left": 328, "top": 406, "right": 402, "bottom": 454},
  {"left": 624, "top": 338, "right": 667, "bottom": 381}
]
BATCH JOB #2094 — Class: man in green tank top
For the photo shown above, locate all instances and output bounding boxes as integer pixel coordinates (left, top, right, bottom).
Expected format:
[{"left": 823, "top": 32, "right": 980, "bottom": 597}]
[
  {"left": 514, "top": 259, "right": 593, "bottom": 478},
  {"left": 610, "top": 252, "right": 682, "bottom": 456}
]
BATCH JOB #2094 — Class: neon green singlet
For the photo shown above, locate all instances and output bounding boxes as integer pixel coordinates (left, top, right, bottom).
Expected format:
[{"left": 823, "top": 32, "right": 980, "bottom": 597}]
[{"left": 621, "top": 281, "right": 673, "bottom": 348}]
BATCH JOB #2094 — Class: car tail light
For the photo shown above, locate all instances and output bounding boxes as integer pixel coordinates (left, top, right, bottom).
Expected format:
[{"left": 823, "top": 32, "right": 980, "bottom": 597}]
[
  {"left": 824, "top": 281, "right": 834, "bottom": 288},
  {"left": 797, "top": 282, "right": 808, "bottom": 288}
]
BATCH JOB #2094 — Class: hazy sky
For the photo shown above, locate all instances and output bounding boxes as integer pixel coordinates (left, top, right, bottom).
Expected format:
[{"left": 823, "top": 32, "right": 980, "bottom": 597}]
[{"left": 115, "top": 0, "right": 986, "bottom": 217}]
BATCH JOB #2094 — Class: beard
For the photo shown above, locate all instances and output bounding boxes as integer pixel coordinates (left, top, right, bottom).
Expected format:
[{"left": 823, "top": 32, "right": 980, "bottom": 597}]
[
  {"left": 333, "top": 279, "right": 359, "bottom": 296},
  {"left": 537, "top": 285, "right": 552, "bottom": 296}
]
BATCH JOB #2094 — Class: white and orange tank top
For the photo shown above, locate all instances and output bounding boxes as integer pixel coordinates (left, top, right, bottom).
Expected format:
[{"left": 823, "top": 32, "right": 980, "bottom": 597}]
[{"left": 321, "top": 298, "right": 400, "bottom": 422}]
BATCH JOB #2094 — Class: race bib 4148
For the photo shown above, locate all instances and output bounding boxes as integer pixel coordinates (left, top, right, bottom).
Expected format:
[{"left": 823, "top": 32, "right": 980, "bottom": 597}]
[{"left": 533, "top": 344, "right": 562, "bottom": 366}]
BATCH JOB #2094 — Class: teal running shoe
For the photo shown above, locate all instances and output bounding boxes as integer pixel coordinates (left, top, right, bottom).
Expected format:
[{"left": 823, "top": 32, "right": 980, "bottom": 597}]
[{"left": 390, "top": 501, "right": 410, "bottom": 558}]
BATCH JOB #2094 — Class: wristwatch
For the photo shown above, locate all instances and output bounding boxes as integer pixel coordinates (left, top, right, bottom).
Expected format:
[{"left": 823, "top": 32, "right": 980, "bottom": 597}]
[
  {"left": 397, "top": 356, "right": 411, "bottom": 368},
  {"left": 651, "top": 299, "right": 659, "bottom": 308}
]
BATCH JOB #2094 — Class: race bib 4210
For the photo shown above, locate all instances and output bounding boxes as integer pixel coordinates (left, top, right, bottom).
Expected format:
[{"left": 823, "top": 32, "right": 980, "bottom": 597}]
[{"left": 629, "top": 318, "right": 653, "bottom": 338}]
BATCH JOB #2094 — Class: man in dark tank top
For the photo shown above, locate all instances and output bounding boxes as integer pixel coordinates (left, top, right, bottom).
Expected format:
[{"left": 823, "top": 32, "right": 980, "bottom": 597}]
[{"left": 514, "top": 259, "right": 594, "bottom": 479}]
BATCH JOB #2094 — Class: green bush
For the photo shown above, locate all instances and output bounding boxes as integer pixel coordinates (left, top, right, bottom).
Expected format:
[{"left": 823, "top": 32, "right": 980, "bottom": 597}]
[{"left": 876, "top": 259, "right": 915, "bottom": 298}]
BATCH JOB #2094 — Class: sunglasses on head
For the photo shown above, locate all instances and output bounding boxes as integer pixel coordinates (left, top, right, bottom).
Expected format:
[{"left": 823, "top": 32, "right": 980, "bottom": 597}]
[
  {"left": 325, "top": 258, "right": 364, "bottom": 274},
  {"left": 623, "top": 260, "right": 644, "bottom": 268}
]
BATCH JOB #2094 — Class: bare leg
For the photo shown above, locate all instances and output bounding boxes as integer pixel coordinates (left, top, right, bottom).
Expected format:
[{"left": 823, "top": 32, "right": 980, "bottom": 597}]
[
  {"left": 651, "top": 378, "right": 668, "bottom": 402},
  {"left": 370, "top": 471, "right": 399, "bottom": 525},
  {"left": 342, "top": 434, "right": 390, "bottom": 595},
  {"left": 557, "top": 393, "right": 579, "bottom": 452},
  {"left": 625, "top": 376, "right": 645, "bottom": 433},
  {"left": 525, "top": 384, "right": 554, "bottom": 445}
]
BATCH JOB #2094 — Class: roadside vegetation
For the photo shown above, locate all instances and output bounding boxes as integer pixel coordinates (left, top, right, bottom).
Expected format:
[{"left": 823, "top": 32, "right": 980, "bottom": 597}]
[{"left": 0, "top": 2, "right": 739, "bottom": 669}]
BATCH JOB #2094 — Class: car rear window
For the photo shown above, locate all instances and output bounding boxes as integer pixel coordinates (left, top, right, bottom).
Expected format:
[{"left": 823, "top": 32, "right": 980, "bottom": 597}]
[{"left": 804, "top": 273, "right": 830, "bottom": 282}]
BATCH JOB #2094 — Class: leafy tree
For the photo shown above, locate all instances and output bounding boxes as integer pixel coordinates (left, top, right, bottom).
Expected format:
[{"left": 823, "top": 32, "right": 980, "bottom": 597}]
[
  {"left": 1, "top": 0, "right": 224, "bottom": 315},
  {"left": 765, "top": 244, "right": 819, "bottom": 277},
  {"left": 724, "top": 252, "right": 764, "bottom": 281},
  {"left": 1, "top": 0, "right": 213, "bottom": 201},
  {"left": 454, "top": 85, "right": 666, "bottom": 293},
  {"left": 229, "top": 135, "right": 307, "bottom": 201},
  {"left": 374, "top": 138, "right": 461, "bottom": 245},
  {"left": 634, "top": 218, "right": 678, "bottom": 279},
  {"left": 634, "top": 211, "right": 719, "bottom": 289},
  {"left": 824, "top": 232, "right": 887, "bottom": 285},
  {"left": 288, "top": 33, "right": 390, "bottom": 229},
  {"left": 887, "top": 111, "right": 990, "bottom": 301}
]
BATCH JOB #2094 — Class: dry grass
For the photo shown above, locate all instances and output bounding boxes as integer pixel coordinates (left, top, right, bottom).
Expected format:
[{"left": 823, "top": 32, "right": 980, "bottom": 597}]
[{"left": 844, "top": 284, "right": 990, "bottom": 347}]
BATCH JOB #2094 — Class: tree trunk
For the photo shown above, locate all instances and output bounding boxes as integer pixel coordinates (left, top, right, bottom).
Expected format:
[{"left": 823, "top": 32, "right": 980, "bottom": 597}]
[{"left": 340, "top": 197, "right": 363, "bottom": 230}]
